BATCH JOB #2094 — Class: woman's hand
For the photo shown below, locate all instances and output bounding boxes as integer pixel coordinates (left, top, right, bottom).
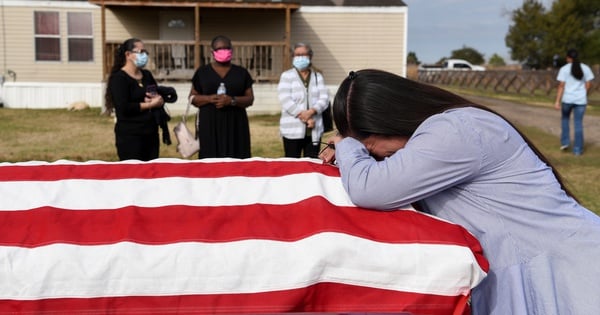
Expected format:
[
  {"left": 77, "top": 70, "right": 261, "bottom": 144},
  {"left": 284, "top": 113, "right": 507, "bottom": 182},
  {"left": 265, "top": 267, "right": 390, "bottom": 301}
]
[
  {"left": 319, "top": 132, "right": 343, "bottom": 165},
  {"left": 554, "top": 101, "right": 561, "bottom": 110},
  {"left": 297, "top": 108, "right": 316, "bottom": 123},
  {"left": 213, "top": 94, "right": 231, "bottom": 109},
  {"left": 143, "top": 94, "right": 165, "bottom": 110}
]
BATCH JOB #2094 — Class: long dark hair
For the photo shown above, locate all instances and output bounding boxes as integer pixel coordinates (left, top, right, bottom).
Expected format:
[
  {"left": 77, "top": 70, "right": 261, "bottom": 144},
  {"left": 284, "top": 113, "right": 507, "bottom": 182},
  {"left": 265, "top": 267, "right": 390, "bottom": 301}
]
[
  {"left": 103, "top": 38, "right": 141, "bottom": 115},
  {"left": 567, "top": 48, "right": 584, "bottom": 80},
  {"left": 333, "top": 69, "right": 575, "bottom": 198}
]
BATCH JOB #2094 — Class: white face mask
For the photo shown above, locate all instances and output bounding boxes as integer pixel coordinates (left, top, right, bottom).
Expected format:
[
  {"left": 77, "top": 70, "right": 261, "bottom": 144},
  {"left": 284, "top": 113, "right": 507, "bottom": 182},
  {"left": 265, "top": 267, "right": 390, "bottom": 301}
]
[
  {"left": 293, "top": 56, "right": 311, "bottom": 70},
  {"left": 134, "top": 52, "right": 148, "bottom": 68}
]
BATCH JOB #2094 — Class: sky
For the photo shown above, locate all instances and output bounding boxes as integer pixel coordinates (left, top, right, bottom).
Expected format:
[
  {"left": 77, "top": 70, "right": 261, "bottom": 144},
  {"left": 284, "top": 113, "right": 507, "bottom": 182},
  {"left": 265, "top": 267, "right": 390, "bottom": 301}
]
[{"left": 402, "top": 0, "right": 555, "bottom": 64}]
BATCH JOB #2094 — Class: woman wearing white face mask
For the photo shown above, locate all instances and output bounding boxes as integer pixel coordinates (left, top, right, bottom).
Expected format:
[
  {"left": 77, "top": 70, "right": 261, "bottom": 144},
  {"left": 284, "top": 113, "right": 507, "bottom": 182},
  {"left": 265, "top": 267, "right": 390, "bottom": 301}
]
[
  {"left": 104, "top": 38, "right": 165, "bottom": 161},
  {"left": 277, "top": 42, "right": 329, "bottom": 158}
]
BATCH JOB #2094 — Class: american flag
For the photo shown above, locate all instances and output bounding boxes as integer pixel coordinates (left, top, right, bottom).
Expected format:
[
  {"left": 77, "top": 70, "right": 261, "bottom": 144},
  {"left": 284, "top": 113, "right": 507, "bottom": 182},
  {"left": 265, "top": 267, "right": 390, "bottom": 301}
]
[{"left": 0, "top": 158, "right": 488, "bottom": 314}]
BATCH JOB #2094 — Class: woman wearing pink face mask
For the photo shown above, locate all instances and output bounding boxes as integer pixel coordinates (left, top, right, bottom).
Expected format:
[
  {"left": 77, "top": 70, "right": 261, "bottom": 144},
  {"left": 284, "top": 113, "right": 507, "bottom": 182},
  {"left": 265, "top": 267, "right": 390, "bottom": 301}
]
[{"left": 189, "top": 35, "right": 255, "bottom": 158}]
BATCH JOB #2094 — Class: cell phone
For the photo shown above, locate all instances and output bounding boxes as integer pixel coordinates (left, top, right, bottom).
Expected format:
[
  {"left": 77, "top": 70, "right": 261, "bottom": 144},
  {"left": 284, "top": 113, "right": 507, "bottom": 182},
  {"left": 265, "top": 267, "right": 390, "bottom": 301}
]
[{"left": 146, "top": 84, "right": 157, "bottom": 96}]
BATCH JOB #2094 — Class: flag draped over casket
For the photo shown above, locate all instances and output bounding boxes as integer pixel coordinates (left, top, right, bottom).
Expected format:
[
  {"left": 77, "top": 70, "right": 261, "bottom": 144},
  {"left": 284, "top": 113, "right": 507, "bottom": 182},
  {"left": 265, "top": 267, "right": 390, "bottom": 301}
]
[{"left": 0, "top": 158, "right": 488, "bottom": 314}]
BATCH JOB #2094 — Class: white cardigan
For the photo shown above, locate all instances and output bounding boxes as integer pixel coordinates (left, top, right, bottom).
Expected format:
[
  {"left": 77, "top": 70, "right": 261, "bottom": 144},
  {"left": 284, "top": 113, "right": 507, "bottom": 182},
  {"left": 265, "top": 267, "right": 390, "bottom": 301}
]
[{"left": 277, "top": 68, "right": 329, "bottom": 142}]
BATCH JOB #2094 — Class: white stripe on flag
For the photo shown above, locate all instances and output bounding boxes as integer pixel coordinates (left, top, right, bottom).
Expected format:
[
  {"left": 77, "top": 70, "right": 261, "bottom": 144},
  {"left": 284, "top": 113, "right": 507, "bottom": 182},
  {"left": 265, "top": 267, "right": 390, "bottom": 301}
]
[
  {"left": 0, "top": 174, "right": 354, "bottom": 211},
  {"left": 1, "top": 232, "right": 486, "bottom": 299}
]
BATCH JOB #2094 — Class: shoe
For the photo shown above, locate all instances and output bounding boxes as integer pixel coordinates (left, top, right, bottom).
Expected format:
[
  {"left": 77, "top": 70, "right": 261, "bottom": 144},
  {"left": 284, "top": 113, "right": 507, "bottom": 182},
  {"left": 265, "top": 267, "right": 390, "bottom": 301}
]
[
  {"left": 574, "top": 152, "right": 582, "bottom": 156},
  {"left": 560, "top": 145, "right": 569, "bottom": 151}
]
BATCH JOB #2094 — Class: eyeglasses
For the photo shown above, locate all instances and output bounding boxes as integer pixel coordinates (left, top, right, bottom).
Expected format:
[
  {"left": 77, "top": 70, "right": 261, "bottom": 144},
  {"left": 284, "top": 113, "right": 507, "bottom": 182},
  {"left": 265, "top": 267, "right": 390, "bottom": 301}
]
[
  {"left": 318, "top": 141, "right": 335, "bottom": 155},
  {"left": 130, "top": 49, "right": 149, "bottom": 55},
  {"left": 319, "top": 141, "right": 335, "bottom": 149},
  {"left": 213, "top": 47, "right": 231, "bottom": 51}
]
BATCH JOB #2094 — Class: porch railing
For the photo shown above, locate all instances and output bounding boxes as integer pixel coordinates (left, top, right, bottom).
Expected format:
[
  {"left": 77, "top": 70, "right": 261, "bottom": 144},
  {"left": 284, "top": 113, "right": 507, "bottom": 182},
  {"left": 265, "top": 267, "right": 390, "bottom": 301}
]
[{"left": 105, "top": 40, "right": 286, "bottom": 83}]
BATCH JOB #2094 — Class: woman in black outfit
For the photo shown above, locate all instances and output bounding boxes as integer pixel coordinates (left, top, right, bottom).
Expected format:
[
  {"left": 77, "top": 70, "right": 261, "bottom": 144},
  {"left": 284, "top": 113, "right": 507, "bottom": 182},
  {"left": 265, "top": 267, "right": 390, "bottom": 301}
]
[
  {"left": 189, "top": 35, "right": 255, "bottom": 158},
  {"left": 104, "top": 38, "right": 165, "bottom": 161}
]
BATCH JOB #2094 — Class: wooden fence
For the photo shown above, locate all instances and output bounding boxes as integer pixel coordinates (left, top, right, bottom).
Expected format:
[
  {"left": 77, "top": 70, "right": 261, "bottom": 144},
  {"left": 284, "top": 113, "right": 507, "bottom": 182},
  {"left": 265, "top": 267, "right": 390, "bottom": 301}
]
[{"left": 417, "top": 68, "right": 600, "bottom": 96}]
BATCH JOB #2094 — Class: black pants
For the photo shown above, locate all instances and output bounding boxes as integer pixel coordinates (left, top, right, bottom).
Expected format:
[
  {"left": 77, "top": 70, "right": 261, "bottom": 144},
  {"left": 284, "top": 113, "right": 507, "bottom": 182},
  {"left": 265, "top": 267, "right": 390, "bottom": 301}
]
[
  {"left": 283, "top": 136, "right": 320, "bottom": 158},
  {"left": 116, "top": 133, "right": 159, "bottom": 161}
]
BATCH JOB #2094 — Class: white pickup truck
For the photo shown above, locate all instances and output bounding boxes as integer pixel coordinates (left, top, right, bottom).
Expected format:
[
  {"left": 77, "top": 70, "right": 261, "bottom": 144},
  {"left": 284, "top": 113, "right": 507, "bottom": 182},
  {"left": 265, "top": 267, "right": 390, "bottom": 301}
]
[{"left": 418, "top": 59, "right": 486, "bottom": 71}]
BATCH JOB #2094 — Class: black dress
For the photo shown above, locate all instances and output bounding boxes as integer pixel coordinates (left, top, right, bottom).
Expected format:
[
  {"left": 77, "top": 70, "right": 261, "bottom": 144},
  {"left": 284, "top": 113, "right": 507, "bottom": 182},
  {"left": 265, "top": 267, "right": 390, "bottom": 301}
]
[
  {"left": 108, "top": 69, "right": 159, "bottom": 161},
  {"left": 191, "top": 64, "right": 254, "bottom": 159}
]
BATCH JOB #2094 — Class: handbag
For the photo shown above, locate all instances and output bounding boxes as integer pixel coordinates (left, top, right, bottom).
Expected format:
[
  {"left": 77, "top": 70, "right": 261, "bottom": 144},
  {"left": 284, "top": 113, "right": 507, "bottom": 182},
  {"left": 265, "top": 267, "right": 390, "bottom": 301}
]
[
  {"left": 312, "top": 71, "right": 334, "bottom": 132},
  {"left": 322, "top": 101, "right": 333, "bottom": 132},
  {"left": 173, "top": 96, "right": 200, "bottom": 158}
]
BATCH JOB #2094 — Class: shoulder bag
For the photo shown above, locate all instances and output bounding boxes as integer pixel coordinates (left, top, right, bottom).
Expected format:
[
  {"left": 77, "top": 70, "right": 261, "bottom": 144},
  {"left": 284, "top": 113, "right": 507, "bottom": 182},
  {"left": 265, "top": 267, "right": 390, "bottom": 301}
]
[
  {"left": 314, "top": 71, "right": 333, "bottom": 132},
  {"left": 173, "top": 96, "right": 200, "bottom": 158}
]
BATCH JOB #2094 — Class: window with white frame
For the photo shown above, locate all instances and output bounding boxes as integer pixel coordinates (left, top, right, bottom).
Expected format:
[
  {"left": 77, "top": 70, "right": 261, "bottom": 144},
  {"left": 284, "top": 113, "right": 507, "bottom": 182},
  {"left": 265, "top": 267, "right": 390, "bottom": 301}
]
[
  {"left": 34, "top": 11, "right": 60, "bottom": 61},
  {"left": 67, "top": 12, "right": 93, "bottom": 62}
]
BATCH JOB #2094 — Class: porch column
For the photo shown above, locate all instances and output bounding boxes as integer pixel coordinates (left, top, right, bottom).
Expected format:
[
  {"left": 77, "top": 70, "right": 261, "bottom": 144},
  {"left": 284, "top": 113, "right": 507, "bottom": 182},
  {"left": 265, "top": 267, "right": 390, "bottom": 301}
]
[
  {"left": 194, "top": 4, "right": 201, "bottom": 70},
  {"left": 284, "top": 7, "right": 291, "bottom": 70}
]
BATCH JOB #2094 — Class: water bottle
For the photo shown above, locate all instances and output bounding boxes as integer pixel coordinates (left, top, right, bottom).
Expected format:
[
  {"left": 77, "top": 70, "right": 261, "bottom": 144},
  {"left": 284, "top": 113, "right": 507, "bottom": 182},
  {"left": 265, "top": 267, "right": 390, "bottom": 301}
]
[{"left": 217, "top": 82, "right": 226, "bottom": 95}]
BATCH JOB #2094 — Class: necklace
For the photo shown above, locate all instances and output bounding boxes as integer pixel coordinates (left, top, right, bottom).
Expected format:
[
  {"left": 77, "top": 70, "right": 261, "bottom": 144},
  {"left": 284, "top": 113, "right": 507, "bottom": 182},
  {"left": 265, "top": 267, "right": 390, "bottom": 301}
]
[{"left": 122, "top": 66, "right": 143, "bottom": 87}]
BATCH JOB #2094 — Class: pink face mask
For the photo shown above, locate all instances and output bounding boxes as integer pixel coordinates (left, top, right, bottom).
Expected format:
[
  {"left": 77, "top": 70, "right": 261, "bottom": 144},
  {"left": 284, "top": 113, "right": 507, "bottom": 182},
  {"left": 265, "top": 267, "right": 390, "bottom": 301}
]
[{"left": 213, "top": 49, "right": 232, "bottom": 63}]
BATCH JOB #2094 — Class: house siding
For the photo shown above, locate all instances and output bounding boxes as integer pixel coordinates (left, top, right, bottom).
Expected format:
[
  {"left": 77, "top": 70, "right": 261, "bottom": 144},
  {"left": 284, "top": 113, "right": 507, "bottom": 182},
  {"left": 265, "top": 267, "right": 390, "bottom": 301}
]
[
  {"left": 0, "top": 1, "right": 103, "bottom": 83},
  {"left": 106, "top": 7, "right": 159, "bottom": 41},
  {"left": 291, "top": 6, "right": 407, "bottom": 85}
]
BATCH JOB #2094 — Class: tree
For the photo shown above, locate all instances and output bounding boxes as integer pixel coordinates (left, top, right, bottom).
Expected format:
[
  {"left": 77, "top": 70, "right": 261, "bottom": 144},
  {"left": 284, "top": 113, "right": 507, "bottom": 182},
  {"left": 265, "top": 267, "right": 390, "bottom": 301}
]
[
  {"left": 406, "top": 51, "right": 420, "bottom": 65},
  {"left": 581, "top": 27, "right": 600, "bottom": 65},
  {"left": 548, "top": 0, "right": 600, "bottom": 65},
  {"left": 505, "top": 0, "right": 548, "bottom": 69},
  {"left": 544, "top": 0, "right": 587, "bottom": 66},
  {"left": 488, "top": 54, "right": 506, "bottom": 67},
  {"left": 450, "top": 46, "right": 485, "bottom": 65},
  {"left": 506, "top": 0, "right": 600, "bottom": 68}
]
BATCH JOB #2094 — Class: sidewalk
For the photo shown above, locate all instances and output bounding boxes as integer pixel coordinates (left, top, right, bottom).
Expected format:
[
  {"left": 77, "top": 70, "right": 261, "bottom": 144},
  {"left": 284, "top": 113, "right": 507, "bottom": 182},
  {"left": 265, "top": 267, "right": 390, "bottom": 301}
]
[{"left": 465, "top": 95, "right": 600, "bottom": 147}]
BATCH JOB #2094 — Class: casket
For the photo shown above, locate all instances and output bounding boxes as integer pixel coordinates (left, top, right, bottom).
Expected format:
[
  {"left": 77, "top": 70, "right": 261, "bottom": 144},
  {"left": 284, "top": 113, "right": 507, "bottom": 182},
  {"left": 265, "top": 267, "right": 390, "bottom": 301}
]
[{"left": 0, "top": 158, "right": 488, "bottom": 314}]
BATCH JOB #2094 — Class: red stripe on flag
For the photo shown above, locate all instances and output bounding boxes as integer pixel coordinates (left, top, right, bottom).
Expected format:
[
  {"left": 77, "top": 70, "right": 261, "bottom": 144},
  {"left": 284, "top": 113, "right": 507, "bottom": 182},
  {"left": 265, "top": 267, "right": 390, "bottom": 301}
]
[
  {"left": 0, "top": 160, "right": 340, "bottom": 181},
  {"left": 0, "top": 282, "right": 468, "bottom": 315},
  {"left": 0, "top": 197, "right": 484, "bottom": 252}
]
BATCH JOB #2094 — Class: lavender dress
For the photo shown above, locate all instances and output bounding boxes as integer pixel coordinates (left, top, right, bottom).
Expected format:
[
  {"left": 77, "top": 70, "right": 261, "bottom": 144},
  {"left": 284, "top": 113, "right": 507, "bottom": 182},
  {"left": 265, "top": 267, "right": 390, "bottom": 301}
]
[{"left": 335, "top": 107, "right": 600, "bottom": 315}]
